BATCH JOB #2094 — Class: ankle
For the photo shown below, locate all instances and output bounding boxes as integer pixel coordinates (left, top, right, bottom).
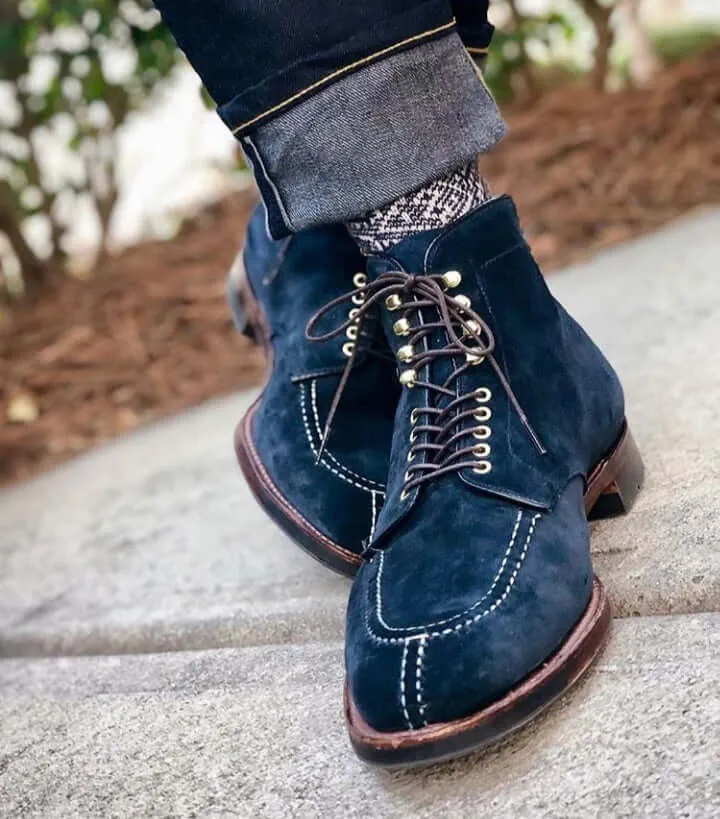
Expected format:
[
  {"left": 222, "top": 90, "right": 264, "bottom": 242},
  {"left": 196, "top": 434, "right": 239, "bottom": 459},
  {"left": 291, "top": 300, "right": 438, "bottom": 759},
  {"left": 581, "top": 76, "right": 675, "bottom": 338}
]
[{"left": 346, "top": 161, "right": 492, "bottom": 256}]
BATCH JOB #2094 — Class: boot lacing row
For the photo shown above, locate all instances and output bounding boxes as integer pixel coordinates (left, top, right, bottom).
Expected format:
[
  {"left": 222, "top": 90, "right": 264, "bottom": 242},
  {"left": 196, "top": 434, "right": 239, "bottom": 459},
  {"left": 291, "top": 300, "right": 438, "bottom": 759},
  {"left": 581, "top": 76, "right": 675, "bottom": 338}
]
[
  {"left": 342, "top": 272, "right": 369, "bottom": 358},
  {"left": 306, "top": 269, "right": 545, "bottom": 489}
]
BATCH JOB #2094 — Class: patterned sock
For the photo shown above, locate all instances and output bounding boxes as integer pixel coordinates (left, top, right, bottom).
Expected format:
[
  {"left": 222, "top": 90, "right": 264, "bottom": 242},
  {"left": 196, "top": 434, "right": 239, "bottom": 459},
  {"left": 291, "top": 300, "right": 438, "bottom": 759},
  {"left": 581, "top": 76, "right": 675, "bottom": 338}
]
[{"left": 346, "top": 162, "right": 492, "bottom": 256}]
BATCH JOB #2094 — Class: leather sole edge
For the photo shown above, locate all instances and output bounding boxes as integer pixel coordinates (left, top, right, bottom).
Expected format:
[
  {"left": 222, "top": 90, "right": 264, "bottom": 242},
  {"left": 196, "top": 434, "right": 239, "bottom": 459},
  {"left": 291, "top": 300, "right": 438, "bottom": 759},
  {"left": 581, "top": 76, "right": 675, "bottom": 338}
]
[
  {"left": 345, "top": 575, "right": 611, "bottom": 768},
  {"left": 235, "top": 403, "right": 362, "bottom": 578}
]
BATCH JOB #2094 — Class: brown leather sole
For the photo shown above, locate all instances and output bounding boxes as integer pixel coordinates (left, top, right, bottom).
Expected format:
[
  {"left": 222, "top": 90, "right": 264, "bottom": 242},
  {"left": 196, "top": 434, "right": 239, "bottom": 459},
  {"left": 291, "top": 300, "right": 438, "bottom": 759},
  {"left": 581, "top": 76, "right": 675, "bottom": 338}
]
[
  {"left": 235, "top": 404, "right": 362, "bottom": 577},
  {"left": 346, "top": 576, "right": 611, "bottom": 768},
  {"left": 345, "top": 425, "right": 644, "bottom": 768},
  {"left": 584, "top": 423, "right": 645, "bottom": 520}
]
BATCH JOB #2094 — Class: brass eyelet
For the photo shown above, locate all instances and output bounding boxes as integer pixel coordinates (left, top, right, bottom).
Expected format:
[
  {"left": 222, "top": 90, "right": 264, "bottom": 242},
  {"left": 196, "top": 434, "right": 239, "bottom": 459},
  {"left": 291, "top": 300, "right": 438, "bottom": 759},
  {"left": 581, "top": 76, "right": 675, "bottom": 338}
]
[
  {"left": 346, "top": 325, "right": 358, "bottom": 341},
  {"left": 400, "top": 489, "right": 409, "bottom": 501},
  {"left": 407, "top": 450, "right": 416, "bottom": 462},
  {"left": 353, "top": 272, "right": 367, "bottom": 288},
  {"left": 453, "top": 294, "right": 471, "bottom": 310},
  {"left": 352, "top": 292, "right": 365, "bottom": 306},
  {"left": 442, "top": 270, "right": 462, "bottom": 289},
  {"left": 385, "top": 294, "right": 402, "bottom": 311},
  {"left": 474, "top": 387, "right": 492, "bottom": 402},
  {"left": 466, "top": 352, "right": 485, "bottom": 365},
  {"left": 393, "top": 318, "right": 411, "bottom": 336},
  {"left": 348, "top": 308, "right": 360, "bottom": 319},
  {"left": 473, "top": 425, "right": 491, "bottom": 440},
  {"left": 473, "top": 443, "right": 491, "bottom": 457},
  {"left": 399, "top": 369, "right": 417, "bottom": 388},
  {"left": 397, "top": 344, "right": 414, "bottom": 363},
  {"left": 473, "top": 406, "right": 492, "bottom": 422},
  {"left": 410, "top": 408, "right": 420, "bottom": 423},
  {"left": 473, "top": 461, "right": 492, "bottom": 475},
  {"left": 404, "top": 470, "right": 412, "bottom": 483},
  {"left": 342, "top": 341, "right": 355, "bottom": 357},
  {"left": 462, "top": 320, "right": 480, "bottom": 337}
]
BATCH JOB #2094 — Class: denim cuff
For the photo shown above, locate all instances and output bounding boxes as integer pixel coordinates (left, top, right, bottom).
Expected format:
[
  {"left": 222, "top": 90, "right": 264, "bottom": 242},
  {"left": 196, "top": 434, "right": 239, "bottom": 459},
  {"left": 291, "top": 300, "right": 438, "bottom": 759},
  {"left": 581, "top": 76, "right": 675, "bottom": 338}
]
[{"left": 242, "top": 32, "right": 507, "bottom": 238}]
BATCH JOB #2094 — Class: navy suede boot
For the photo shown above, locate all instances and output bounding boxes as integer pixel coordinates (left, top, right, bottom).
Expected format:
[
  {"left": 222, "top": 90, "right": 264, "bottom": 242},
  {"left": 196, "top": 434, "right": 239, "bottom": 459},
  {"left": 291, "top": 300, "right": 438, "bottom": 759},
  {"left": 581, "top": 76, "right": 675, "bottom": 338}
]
[
  {"left": 231, "top": 205, "right": 399, "bottom": 576},
  {"left": 309, "top": 196, "right": 644, "bottom": 765}
]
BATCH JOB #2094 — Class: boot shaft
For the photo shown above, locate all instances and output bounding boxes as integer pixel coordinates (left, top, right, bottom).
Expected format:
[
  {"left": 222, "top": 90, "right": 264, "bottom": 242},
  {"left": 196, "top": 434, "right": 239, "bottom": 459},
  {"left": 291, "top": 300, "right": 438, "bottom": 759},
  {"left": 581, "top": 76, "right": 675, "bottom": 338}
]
[{"left": 242, "top": 204, "right": 369, "bottom": 371}]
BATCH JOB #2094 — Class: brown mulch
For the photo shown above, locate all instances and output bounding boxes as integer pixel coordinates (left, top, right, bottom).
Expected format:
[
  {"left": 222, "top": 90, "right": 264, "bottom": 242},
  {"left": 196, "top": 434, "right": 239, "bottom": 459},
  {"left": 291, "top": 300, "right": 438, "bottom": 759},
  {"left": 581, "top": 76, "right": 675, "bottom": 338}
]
[
  {"left": 0, "top": 191, "right": 264, "bottom": 486},
  {"left": 486, "top": 49, "right": 720, "bottom": 267},
  {"left": 1, "top": 51, "right": 719, "bottom": 487}
]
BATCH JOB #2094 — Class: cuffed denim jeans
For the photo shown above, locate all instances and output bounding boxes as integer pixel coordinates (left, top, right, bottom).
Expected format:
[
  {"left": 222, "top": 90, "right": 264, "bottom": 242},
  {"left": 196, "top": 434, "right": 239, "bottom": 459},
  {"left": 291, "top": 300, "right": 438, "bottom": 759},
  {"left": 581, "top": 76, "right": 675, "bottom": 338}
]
[{"left": 154, "top": 0, "right": 506, "bottom": 237}]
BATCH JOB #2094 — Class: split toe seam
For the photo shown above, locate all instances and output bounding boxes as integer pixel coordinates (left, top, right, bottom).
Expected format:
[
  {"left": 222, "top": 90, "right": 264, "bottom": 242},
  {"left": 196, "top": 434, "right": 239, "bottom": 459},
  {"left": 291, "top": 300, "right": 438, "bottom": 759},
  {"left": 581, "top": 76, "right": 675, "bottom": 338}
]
[{"left": 366, "top": 510, "right": 541, "bottom": 644}]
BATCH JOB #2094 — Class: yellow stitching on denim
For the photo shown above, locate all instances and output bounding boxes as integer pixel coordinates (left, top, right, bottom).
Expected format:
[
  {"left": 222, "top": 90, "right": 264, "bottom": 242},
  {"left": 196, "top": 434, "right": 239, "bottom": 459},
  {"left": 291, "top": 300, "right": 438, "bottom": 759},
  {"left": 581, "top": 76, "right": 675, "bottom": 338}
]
[
  {"left": 231, "top": 19, "right": 457, "bottom": 134},
  {"left": 469, "top": 55, "right": 496, "bottom": 101}
]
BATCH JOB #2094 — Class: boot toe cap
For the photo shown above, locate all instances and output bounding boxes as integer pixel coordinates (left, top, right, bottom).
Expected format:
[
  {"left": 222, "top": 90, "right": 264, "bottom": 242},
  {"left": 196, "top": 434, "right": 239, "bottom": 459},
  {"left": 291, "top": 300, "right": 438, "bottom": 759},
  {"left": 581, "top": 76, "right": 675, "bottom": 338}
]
[{"left": 345, "top": 488, "right": 593, "bottom": 732}]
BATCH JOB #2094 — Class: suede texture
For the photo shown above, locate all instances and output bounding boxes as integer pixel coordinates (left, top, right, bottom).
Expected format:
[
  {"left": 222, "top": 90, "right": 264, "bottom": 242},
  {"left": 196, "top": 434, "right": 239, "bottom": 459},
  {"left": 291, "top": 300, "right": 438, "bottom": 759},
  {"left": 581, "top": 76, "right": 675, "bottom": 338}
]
[
  {"left": 346, "top": 196, "right": 625, "bottom": 731},
  {"left": 242, "top": 205, "right": 399, "bottom": 555}
]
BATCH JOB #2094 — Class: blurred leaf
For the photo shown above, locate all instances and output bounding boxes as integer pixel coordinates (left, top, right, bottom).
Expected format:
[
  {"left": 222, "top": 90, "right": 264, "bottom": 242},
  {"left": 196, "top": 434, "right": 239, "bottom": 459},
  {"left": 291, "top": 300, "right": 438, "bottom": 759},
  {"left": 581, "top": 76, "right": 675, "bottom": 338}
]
[
  {"left": 6, "top": 390, "right": 40, "bottom": 424},
  {"left": 650, "top": 23, "right": 720, "bottom": 65},
  {"left": 199, "top": 84, "right": 215, "bottom": 110},
  {"left": 0, "top": 0, "right": 182, "bottom": 294}
]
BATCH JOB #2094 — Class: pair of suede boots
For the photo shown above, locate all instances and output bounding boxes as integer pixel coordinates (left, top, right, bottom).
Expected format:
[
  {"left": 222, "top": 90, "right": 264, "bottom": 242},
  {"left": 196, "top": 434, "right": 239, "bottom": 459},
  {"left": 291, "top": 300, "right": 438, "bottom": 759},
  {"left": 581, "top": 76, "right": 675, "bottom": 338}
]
[{"left": 229, "top": 196, "right": 643, "bottom": 768}]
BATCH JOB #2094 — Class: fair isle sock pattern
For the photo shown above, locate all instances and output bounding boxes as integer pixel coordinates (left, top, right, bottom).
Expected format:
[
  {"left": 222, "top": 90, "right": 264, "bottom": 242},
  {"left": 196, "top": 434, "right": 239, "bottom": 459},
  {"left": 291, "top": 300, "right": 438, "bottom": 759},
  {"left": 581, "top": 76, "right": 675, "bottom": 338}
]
[{"left": 347, "top": 162, "right": 491, "bottom": 255}]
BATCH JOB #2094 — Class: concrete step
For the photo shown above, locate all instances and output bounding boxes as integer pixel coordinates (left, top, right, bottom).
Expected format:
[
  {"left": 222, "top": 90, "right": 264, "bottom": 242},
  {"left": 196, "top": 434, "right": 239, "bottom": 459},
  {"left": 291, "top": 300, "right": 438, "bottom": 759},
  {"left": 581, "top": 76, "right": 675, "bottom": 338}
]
[{"left": 0, "top": 614, "right": 716, "bottom": 817}]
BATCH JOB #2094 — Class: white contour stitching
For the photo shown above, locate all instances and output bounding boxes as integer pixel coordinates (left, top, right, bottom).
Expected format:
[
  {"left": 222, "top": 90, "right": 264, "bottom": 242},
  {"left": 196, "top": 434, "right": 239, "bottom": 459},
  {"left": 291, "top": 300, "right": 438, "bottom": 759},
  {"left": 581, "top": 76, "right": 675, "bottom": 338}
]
[
  {"left": 375, "top": 510, "right": 523, "bottom": 632},
  {"left": 366, "top": 512, "right": 542, "bottom": 644},
  {"left": 298, "top": 383, "right": 384, "bottom": 495},
  {"left": 416, "top": 635, "right": 428, "bottom": 726},
  {"left": 369, "top": 491, "right": 378, "bottom": 543},
  {"left": 400, "top": 641, "right": 412, "bottom": 729},
  {"left": 309, "top": 380, "right": 386, "bottom": 490}
]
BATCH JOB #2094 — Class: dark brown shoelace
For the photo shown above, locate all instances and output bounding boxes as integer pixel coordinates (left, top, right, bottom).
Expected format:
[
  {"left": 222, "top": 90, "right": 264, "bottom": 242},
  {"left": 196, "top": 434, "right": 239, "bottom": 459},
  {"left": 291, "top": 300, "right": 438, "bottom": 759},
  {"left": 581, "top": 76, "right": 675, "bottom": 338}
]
[{"left": 306, "top": 271, "right": 545, "bottom": 494}]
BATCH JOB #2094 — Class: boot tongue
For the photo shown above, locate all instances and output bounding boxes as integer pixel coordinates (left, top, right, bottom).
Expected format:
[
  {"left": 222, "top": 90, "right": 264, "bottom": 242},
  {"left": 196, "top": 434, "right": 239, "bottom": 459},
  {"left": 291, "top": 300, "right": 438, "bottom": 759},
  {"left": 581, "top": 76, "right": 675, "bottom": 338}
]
[
  {"left": 365, "top": 197, "right": 571, "bottom": 547},
  {"left": 366, "top": 225, "right": 441, "bottom": 282}
]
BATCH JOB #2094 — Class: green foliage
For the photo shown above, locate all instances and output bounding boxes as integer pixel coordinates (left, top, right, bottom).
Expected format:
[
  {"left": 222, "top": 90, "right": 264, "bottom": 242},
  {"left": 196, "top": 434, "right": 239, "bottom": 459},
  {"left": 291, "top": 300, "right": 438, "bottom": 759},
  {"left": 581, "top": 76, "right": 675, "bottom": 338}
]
[
  {"left": 0, "top": 0, "right": 181, "bottom": 292},
  {"left": 482, "top": 1, "right": 628, "bottom": 100},
  {"left": 650, "top": 23, "right": 720, "bottom": 65},
  {"left": 483, "top": 9, "right": 577, "bottom": 103}
]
